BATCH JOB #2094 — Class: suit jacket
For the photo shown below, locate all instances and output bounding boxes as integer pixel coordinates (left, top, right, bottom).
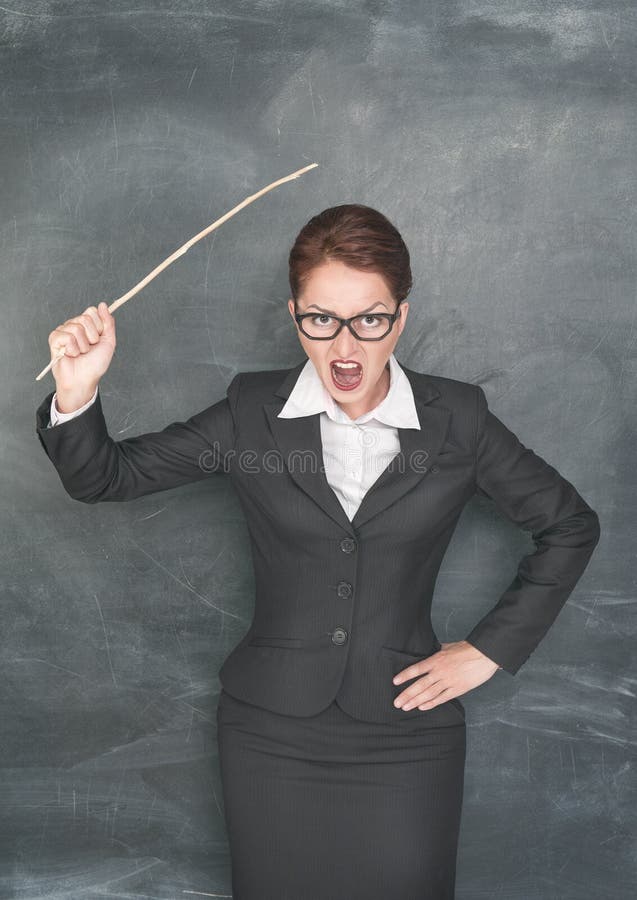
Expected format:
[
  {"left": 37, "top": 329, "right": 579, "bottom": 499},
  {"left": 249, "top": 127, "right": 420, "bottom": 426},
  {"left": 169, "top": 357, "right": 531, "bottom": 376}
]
[{"left": 35, "top": 358, "right": 601, "bottom": 726}]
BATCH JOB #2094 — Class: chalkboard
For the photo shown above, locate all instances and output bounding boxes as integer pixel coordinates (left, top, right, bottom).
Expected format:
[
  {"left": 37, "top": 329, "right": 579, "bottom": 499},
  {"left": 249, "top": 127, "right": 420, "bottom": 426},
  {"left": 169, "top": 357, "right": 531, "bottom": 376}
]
[{"left": 2, "top": 0, "right": 633, "bottom": 897}]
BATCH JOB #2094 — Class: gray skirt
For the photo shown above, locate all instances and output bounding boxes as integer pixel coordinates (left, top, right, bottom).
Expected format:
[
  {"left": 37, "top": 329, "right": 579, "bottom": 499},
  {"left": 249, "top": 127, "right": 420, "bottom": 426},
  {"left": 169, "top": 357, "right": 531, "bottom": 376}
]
[{"left": 216, "top": 688, "right": 466, "bottom": 900}]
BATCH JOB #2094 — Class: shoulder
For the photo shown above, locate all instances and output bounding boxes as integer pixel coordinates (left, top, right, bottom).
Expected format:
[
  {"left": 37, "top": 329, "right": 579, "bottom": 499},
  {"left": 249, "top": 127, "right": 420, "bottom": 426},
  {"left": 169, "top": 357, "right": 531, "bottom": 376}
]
[
  {"left": 236, "top": 366, "right": 297, "bottom": 384},
  {"left": 227, "top": 364, "right": 303, "bottom": 404},
  {"left": 399, "top": 362, "right": 481, "bottom": 410}
]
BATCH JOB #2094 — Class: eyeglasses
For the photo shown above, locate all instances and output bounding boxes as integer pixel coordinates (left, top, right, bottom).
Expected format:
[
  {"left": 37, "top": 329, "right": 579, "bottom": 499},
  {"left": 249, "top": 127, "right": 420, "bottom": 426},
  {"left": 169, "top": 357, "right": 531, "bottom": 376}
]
[{"left": 294, "top": 304, "right": 402, "bottom": 341}]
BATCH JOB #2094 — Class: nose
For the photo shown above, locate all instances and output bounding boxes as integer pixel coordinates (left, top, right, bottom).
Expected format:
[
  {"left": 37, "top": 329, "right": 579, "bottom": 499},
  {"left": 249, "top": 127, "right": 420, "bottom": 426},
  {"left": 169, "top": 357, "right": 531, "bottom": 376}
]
[{"left": 331, "top": 321, "right": 360, "bottom": 357}]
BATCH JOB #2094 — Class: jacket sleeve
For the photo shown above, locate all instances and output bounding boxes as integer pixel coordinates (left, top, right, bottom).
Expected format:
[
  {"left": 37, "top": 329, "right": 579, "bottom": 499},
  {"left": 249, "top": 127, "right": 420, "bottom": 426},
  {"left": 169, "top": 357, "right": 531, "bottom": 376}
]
[
  {"left": 35, "top": 374, "right": 241, "bottom": 503},
  {"left": 464, "top": 385, "right": 601, "bottom": 675}
]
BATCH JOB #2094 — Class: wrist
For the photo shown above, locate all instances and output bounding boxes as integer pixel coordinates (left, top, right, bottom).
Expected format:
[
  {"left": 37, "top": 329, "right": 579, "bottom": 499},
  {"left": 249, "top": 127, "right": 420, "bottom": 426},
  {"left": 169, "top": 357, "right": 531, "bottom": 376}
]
[
  {"left": 463, "top": 639, "right": 501, "bottom": 671},
  {"left": 55, "top": 384, "right": 98, "bottom": 414}
]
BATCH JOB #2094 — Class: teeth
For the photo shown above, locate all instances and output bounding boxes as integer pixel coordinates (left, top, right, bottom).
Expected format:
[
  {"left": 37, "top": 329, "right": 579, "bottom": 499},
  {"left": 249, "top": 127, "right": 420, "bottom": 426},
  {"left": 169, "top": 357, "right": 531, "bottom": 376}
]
[{"left": 332, "top": 362, "right": 361, "bottom": 369}]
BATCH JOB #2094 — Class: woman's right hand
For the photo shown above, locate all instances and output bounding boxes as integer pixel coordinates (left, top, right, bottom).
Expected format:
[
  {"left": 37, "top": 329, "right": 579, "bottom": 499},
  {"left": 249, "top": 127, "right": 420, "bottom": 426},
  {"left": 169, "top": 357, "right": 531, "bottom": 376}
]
[{"left": 48, "top": 302, "right": 116, "bottom": 409}]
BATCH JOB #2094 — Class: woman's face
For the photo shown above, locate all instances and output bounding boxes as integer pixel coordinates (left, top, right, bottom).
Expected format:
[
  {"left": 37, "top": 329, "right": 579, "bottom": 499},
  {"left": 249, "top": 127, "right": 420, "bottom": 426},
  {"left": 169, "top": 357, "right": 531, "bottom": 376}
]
[{"left": 287, "top": 259, "right": 409, "bottom": 418}]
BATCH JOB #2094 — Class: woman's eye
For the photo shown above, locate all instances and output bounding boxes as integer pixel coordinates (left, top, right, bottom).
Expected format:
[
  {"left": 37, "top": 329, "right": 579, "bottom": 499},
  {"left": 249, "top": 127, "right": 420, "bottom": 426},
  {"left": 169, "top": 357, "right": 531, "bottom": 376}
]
[{"left": 312, "top": 314, "right": 333, "bottom": 325}]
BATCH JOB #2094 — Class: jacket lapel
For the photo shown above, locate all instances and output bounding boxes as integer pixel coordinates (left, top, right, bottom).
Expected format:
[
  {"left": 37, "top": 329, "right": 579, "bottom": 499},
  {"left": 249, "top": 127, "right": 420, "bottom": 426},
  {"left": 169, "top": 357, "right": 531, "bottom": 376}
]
[{"left": 262, "top": 359, "right": 451, "bottom": 533}]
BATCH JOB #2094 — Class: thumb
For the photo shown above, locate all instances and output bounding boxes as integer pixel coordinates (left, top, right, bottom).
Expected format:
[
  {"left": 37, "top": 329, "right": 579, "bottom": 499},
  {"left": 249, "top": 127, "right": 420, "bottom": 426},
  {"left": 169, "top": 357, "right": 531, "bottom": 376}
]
[{"left": 98, "top": 301, "right": 116, "bottom": 340}]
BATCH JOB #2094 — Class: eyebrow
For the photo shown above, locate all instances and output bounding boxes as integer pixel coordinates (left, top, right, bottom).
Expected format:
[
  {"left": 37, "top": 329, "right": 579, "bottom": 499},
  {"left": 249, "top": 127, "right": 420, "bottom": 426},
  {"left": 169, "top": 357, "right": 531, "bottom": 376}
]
[{"left": 301, "top": 300, "right": 390, "bottom": 315}]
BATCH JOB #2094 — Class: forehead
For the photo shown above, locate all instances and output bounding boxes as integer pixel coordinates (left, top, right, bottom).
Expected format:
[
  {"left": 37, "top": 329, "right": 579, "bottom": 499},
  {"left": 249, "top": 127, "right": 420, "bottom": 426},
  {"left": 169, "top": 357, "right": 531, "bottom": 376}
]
[{"left": 299, "top": 261, "right": 392, "bottom": 309}]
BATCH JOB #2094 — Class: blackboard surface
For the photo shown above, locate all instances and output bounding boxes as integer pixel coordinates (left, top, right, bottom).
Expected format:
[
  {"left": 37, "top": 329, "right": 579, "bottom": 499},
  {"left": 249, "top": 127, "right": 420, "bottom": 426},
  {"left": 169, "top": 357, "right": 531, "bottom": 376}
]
[{"left": 2, "top": 1, "right": 633, "bottom": 897}]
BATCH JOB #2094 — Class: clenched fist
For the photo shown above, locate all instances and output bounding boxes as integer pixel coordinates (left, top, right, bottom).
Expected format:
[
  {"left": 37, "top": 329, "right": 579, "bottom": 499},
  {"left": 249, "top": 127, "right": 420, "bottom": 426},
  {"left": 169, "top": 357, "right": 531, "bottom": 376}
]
[{"left": 48, "top": 302, "right": 116, "bottom": 412}]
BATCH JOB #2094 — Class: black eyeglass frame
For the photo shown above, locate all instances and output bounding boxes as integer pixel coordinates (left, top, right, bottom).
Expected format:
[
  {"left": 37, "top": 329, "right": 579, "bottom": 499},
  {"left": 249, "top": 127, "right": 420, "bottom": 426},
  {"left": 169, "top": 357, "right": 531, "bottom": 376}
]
[{"left": 293, "top": 303, "right": 403, "bottom": 341}]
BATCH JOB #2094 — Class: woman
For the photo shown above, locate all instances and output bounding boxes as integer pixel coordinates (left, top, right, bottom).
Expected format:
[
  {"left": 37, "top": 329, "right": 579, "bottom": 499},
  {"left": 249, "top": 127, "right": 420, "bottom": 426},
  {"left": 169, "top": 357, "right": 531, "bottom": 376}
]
[{"left": 36, "top": 204, "right": 601, "bottom": 899}]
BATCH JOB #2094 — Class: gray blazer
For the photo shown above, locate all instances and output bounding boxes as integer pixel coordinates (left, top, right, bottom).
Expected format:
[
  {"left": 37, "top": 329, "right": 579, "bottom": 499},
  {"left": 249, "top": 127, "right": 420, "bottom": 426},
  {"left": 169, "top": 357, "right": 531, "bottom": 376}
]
[{"left": 36, "top": 358, "right": 601, "bottom": 726}]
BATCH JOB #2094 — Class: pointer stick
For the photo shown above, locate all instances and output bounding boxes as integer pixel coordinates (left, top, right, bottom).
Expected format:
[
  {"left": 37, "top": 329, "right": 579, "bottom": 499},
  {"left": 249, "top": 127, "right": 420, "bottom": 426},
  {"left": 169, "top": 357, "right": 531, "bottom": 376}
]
[{"left": 35, "top": 162, "right": 319, "bottom": 381}]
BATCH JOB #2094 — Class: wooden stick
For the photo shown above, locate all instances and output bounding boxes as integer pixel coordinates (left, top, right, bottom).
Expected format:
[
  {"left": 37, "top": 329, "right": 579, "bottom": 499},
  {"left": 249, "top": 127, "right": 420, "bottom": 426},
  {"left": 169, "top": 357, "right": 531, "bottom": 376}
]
[{"left": 35, "top": 162, "right": 319, "bottom": 381}]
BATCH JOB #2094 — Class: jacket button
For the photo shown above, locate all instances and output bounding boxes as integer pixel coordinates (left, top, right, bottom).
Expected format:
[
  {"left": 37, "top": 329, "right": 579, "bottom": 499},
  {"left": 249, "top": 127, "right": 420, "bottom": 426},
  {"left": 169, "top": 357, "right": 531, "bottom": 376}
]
[
  {"left": 337, "top": 581, "right": 352, "bottom": 598},
  {"left": 331, "top": 627, "right": 348, "bottom": 645},
  {"left": 340, "top": 537, "right": 356, "bottom": 553}
]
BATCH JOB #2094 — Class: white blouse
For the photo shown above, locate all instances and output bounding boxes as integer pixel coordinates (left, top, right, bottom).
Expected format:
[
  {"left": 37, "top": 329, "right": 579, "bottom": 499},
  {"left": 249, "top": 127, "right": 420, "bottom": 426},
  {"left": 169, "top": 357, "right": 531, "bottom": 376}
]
[{"left": 277, "top": 352, "right": 421, "bottom": 521}]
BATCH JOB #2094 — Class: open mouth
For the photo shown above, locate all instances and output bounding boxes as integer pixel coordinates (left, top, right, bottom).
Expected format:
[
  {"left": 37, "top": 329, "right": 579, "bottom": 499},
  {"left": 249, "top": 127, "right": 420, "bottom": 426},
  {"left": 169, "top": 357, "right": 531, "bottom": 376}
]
[{"left": 330, "top": 360, "right": 363, "bottom": 391}]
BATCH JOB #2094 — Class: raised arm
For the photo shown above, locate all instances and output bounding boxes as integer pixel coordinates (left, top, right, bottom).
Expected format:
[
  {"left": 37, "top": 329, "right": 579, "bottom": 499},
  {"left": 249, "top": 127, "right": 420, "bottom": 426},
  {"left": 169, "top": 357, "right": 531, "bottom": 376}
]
[
  {"left": 35, "top": 302, "right": 240, "bottom": 503},
  {"left": 464, "top": 385, "right": 601, "bottom": 675}
]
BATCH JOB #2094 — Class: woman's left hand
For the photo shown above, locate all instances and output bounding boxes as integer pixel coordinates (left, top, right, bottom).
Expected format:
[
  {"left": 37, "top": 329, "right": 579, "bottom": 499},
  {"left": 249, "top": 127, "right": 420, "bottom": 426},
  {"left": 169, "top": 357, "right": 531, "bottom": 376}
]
[{"left": 392, "top": 640, "right": 500, "bottom": 710}]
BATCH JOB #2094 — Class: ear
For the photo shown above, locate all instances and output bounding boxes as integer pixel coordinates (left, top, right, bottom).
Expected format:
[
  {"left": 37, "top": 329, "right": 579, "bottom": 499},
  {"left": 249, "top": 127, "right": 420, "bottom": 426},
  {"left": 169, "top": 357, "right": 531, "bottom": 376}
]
[
  {"left": 397, "top": 301, "right": 409, "bottom": 334},
  {"left": 288, "top": 298, "right": 302, "bottom": 328}
]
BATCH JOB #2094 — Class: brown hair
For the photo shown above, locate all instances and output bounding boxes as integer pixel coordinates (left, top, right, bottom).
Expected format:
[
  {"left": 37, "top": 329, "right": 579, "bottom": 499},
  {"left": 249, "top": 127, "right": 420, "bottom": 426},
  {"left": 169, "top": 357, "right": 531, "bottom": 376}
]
[{"left": 288, "top": 204, "right": 412, "bottom": 307}]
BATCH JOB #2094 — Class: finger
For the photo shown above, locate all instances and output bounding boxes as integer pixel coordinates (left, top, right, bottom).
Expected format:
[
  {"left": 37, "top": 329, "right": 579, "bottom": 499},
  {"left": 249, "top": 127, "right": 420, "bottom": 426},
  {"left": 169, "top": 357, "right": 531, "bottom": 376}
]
[
  {"left": 60, "top": 321, "right": 91, "bottom": 353},
  {"left": 404, "top": 687, "right": 452, "bottom": 711},
  {"left": 48, "top": 327, "right": 80, "bottom": 358},
  {"left": 97, "top": 301, "right": 116, "bottom": 339},
  {"left": 393, "top": 660, "right": 432, "bottom": 685},
  {"left": 416, "top": 693, "right": 454, "bottom": 710},
  {"left": 394, "top": 675, "right": 442, "bottom": 707},
  {"left": 80, "top": 306, "right": 104, "bottom": 337},
  {"left": 54, "top": 336, "right": 80, "bottom": 358},
  {"left": 73, "top": 311, "right": 101, "bottom": 344}
]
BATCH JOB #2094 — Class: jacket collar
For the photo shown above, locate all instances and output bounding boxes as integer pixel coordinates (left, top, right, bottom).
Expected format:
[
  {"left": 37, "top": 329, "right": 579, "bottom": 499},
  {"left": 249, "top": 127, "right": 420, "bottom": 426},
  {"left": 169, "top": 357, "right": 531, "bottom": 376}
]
[{"left": 262, "top": 357, "right": 450, "bottom": 534}]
